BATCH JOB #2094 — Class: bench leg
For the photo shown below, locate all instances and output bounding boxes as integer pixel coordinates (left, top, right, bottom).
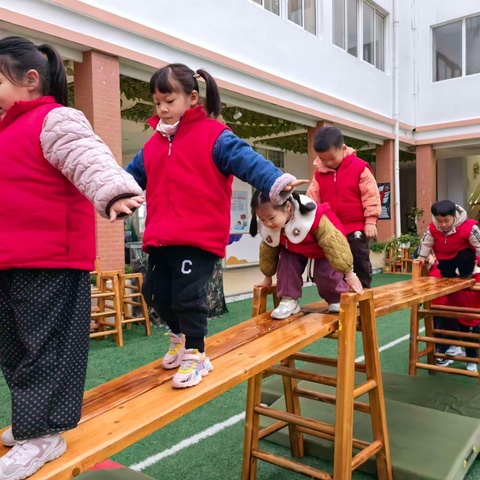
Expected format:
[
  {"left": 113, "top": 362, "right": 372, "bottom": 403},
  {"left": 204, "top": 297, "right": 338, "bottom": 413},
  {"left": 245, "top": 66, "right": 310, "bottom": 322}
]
[
  {"left": 408, "top": 304, "right": 420, "bottom": 376},
  {"left": 423, "top": 301, "right": 436, "bottom": 372},
  {"left": 333, "top": 299, "right": 358, "bottom": 480},
  {"left": 242, "top": 373, "right": 263, "bottom": 480},
  {"left": 281, "top": 357, "right": 304, "bottom": 458},
  {"left": 359, "top": 297, "right": 393, "bottom": 480}
]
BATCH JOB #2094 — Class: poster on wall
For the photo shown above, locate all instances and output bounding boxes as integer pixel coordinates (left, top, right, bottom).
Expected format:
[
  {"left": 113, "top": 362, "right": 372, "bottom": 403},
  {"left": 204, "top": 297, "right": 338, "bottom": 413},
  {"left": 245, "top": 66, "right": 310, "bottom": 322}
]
[
  {"left": 230, "top": 190, "right": 249, "bottom": 233},
  {"left": 378, "top": 183, "right": 391, "bottom": 219}
]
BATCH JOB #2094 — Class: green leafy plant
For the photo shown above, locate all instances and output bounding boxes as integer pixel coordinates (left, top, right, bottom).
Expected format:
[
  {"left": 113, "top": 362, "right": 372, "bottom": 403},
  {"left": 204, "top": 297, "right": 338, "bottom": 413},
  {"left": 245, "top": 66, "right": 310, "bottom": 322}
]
[{"left": 370, "top": 240, "right": 388, "bottom": 253}]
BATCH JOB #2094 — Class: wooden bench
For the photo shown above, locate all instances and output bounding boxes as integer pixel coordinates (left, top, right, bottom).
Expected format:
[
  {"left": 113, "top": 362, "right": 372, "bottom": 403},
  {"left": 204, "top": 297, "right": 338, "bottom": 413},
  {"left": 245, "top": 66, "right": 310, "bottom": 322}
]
[
  {"left": 246, "top": 271, "right": 475, "bottom": 479},
  {"left": 409, "top": 262, "right": 480, "bottom": 383},
  {"left": 0, "top": 272, "right": 473, "bottom": 479}
]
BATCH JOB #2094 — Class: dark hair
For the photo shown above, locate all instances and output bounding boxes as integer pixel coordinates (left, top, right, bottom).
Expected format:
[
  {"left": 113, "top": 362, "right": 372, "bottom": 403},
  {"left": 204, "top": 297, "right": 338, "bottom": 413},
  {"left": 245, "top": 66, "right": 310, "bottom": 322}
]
[
  {"left": 431, "top": 200, "right": 457, "bottom": 217},
  {"left": 0, "top": 36, "right": 68, "bottom": 106},
  {"left": 249, "top": 191, "right": 315, "bottom": 237},
  {"left": 149, "top": 63, "right": 221, "bottom": 118},
  {"left": 313, "top": 126, "right": 344, "bottom": 153}
]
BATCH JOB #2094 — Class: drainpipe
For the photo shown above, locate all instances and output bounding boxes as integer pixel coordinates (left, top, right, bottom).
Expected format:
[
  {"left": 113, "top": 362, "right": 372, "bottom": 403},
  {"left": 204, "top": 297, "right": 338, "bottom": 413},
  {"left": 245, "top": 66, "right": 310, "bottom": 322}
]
[{"left": 393, "top": 0, "right": 401, "bottom": 237}]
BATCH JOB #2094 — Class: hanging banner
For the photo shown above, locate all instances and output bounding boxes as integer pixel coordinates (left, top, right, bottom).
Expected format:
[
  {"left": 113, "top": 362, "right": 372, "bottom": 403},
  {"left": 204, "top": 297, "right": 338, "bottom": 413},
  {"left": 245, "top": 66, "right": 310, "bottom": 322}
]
[{"left": 378, "top": 183, "right": 391, "bottom": 219}]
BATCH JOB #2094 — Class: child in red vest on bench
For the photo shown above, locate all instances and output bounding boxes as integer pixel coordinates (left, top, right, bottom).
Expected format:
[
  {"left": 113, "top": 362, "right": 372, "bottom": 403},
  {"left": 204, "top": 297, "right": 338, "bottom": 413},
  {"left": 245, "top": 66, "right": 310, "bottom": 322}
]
[
  {"left": 125, "top": 63, "right": 308, "bottom": 389},
  {"left": 418, "top": 200, "right": 480, "bottom": 278},
  {"left": 250, "top": 191, "right": 364, "bottom": 319}
]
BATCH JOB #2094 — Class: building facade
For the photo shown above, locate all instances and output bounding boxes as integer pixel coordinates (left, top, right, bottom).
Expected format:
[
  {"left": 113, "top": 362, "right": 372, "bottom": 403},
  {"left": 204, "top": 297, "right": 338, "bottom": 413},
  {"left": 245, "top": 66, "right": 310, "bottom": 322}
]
[{"left": 1, "top": 0, "right": 479, "bottom": 269}]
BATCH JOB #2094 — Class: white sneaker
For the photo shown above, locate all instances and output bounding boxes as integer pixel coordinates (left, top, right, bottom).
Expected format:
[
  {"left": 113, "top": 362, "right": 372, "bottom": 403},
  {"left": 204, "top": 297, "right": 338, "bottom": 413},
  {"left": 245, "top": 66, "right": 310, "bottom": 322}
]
[
  {"left": 445, "top": 346, "right": 466, "bottom": 357},
  {"left": 1, "top": 428, "right": 16, "bottom": 447},
  {"left": 172, "top": 349, "right": 213, "bottom": 388},
  {"left": 271, "top": 298, "right": 300, "bottom": 320},
  {"left": 0, "top": 433, "right": 66, "bottom": 480},
  {"left": 162, "top": 332, "right": 185, "bottom": 369},
  {"left": 467, "top": 363, "right": 478, "bottom": 373},
  {"left": 328, "top": 303, "right": 340, "bottom": 313}
]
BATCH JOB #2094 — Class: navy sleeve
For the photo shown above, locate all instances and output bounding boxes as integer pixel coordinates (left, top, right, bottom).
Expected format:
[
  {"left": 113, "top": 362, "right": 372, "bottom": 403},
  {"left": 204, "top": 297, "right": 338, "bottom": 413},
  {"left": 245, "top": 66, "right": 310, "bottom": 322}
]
[
  {"left": 125, "top": 149, "right": 147, "bottom": 190},
  {"left": 213, "top": 130, "right": 284, "bottom": 193}
]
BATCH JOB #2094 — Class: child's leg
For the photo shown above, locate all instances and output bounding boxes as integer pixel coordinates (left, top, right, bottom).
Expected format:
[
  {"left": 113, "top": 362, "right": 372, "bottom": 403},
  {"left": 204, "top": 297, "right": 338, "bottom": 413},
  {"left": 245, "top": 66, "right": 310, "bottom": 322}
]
[
  {"left": 434, "top": 316, "right": 458, "bottom": 354},
  {"left": 142, "top": 247, "right": 179, "bottom": 332},
  {"left": 275, "top": 249, "right": 308, "bottom": 299},
  {"left": 0, "top": 269, "right": 90, "bottom": 440},
  {"left": 347, "top": 231, "right": 372, "bottom": 288},
  {"left": 459, "top": 324, "right": 480, "bottom": 359},
  {"left": 169, "top": 246, "right": 218, "bottom": 353},
  {"left": 312, "top": 258, "right": 347, "bottom": 304}
]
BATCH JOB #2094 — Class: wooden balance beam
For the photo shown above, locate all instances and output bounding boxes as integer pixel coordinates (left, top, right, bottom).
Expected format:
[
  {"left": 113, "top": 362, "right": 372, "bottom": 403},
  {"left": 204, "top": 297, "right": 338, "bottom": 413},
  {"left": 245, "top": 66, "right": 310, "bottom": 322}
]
[
  {"left": 0, "top": 271, "right": 473, "bottom": 480},
  {"left": 246, "top": 271, "right": 474, "bottom": 479}
]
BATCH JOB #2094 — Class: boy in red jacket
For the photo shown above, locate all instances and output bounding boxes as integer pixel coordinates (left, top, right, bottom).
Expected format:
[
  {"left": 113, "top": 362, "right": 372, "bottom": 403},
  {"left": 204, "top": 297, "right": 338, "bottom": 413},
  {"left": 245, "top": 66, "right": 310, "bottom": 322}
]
[{"left": 306, "top": 126, "right": 380, "bottom": 288}]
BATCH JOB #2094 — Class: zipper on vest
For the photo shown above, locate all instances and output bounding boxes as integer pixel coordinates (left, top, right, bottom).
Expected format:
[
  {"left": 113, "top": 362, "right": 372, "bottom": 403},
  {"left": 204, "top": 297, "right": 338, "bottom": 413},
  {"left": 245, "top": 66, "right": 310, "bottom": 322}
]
[{"left": 168, "top": 140, "right": 172, "bottom": 156}]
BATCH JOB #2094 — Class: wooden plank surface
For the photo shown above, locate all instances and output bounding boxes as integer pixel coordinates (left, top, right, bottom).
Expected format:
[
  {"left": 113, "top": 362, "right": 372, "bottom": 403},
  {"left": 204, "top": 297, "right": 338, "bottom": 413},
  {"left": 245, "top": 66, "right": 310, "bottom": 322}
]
[{"left": 28, "top": 312, "right": 340, "bottom": 480}]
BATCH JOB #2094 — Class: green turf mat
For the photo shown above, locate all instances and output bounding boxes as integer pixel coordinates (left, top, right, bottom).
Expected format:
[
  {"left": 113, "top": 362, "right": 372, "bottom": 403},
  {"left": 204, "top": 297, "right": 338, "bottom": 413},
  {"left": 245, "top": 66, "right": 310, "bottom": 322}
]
[
  {"left": 261, "top": 364, "right": 480, "bottom": 419},
  {"left": 260, "top": 395, "right": 480, "bottom": 480},
  {"left": 77, "top": 468, "right": 155, "bottom": 479}
]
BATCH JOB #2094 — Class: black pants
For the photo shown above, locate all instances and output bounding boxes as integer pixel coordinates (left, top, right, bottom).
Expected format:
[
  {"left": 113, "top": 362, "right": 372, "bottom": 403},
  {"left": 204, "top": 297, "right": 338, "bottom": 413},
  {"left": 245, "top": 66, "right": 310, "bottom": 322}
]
[
  {"left": 143, "top": 246, "right": 218, "bottom": 352},
  {"left": 347, "top": 231, "right": 372, "bottom": 288},
  {"left": 458, "top": 324, "right": 480, "bottom": 359},
  {"left": 0, "top": 269, "right": 91, "bottom": 440},
  {"left": 437, "top": 248, "right": 476, "bottom": 278},
  {"left": 434, "top": 316, "right": 459, "bottom": 354}
]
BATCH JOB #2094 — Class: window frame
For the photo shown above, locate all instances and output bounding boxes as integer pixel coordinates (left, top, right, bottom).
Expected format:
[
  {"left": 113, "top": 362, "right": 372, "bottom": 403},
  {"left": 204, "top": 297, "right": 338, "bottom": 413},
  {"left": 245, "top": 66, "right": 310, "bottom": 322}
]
[{"left": 432, "top": 14, "right": 480, "bottom": 82}]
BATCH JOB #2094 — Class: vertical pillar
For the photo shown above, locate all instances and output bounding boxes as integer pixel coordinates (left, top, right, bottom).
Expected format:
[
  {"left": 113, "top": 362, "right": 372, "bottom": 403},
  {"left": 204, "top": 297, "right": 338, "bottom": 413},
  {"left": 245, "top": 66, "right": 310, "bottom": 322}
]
[
  {"left": 307, "top": 121, "right": 333, "bottom": 181},
  {"left": 375, "top": 140, "right": 395, "bottom": 241},
  {"left": 74, "top": 51, "right": 125, "bottom": 271},
  {"left": 416, "top": 145, "right": 436, "bottom": 235}
]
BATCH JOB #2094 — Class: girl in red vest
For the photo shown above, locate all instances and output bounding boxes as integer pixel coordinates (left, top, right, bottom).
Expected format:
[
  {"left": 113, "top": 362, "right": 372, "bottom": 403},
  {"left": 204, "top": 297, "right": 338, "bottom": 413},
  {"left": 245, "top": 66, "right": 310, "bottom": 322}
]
[
  {"left": 250, "top": 191, "right": 364, "bottom": 319},
  {"left": 0, "top": 36, "right": 144, "bottom": 479},
  {"left": 125, "top": 64, "right": 307, "bottom": 389},
  {"left": 417, "top": 200, "right": 480, "bottom": 278}
]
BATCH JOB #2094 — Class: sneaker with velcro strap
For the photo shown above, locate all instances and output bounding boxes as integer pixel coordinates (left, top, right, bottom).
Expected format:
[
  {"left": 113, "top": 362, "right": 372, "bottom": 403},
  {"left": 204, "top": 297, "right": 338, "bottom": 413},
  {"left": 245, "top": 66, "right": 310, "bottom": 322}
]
[
  {"left": 0, "top": 433, "right": 66, "bottom": 480},
  {"left": 271, "top": 298, "right": 300, "bottom": 320}
]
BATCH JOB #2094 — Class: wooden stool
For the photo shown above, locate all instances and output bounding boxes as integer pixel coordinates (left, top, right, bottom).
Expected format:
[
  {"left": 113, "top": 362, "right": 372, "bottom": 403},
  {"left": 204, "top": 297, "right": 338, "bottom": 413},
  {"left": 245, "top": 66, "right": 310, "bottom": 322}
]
[
  {"left": 90, "top": 270, "right": 124, "bottom": 347},
  {"left": 119, "top": 272, "right": 151, "bottom": 336},
  {"left": 243, "top": 287, "right": 392, "bottom": 479}
]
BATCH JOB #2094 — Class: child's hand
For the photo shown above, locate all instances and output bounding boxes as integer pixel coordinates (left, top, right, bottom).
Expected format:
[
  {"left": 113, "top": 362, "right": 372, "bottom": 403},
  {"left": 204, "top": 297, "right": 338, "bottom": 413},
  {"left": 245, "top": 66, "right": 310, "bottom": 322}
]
[
  {"left": 345, "top": 273, "right": 364, "bottom": 294},
  {"left": 283, "top": 179, "right": 310, "bottom": 191},
  {"left": 364, "top": 224, "right": 377, "bottom": 239},
  {"left": 254, "top": 276, "right": 273, "bottom": 288},
  {"left": 109, "top": 195, "right": 145, "bottom": 222}
]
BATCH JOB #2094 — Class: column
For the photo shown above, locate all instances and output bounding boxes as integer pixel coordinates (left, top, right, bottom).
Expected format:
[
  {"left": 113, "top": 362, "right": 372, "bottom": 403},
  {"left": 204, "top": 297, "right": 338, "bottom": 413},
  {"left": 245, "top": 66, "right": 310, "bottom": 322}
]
[
  {"left": 415, "top": 145, "right": 436, "bottom": 235},
  {"left": 307, "top": 121, "right": 333, "bottom": 181},
  {"left": 74, "top": 51, "right": 125, "bottom": 271},
  {"left": 375, "top": 140, "right": 395, "bottom": 241}
]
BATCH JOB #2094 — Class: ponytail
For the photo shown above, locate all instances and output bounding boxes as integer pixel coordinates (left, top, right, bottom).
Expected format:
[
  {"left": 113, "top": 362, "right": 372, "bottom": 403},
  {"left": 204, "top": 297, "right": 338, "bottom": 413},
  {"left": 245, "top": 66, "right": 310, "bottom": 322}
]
[
  {"left": 195, "top": 69, "right": 221, "bottom": 118},
  {"left": 37, "top": 44, "right": 68, "bottom": 106}
]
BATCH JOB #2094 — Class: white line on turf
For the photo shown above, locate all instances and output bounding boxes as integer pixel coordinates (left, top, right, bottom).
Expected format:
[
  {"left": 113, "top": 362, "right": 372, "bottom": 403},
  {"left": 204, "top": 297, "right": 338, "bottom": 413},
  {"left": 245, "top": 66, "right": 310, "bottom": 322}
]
[{"left": 131, "top": 327, "right": 425, "bottom": 471}]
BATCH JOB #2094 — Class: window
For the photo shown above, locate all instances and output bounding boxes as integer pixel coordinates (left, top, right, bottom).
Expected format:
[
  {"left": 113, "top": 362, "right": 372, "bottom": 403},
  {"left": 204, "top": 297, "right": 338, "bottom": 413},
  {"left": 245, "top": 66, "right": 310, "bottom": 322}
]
[
  {"left": 254, "top": 147, "right": 285, "bottom": 169},
  {"left": 251, "top": 0, "right": 316, "bottom": 35},
  {"left": 433, "top": 14, "right": 480, "bottom": 81},
  {"left": 333, "top": 0, "right": 385, "bottom": 72}
]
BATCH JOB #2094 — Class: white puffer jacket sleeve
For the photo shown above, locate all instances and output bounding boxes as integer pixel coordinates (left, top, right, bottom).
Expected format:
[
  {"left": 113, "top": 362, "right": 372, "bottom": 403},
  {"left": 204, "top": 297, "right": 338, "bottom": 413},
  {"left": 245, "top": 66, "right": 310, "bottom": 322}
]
[{"left": 40, "top": 106, "right": 143, "bottom": 218}]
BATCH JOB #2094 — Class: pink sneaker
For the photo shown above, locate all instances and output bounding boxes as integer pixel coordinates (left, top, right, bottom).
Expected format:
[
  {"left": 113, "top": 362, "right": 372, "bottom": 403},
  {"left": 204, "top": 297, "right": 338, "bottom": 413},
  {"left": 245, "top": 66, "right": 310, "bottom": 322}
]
[
  {"left": 0, "top": 433, "right": 66, "bottom": 479},
  {"left": 172, "top": 349, "right": 213, "bottom": 388},
  {"left": 1, "top": 428, "right": 16, "bottom": 447}
]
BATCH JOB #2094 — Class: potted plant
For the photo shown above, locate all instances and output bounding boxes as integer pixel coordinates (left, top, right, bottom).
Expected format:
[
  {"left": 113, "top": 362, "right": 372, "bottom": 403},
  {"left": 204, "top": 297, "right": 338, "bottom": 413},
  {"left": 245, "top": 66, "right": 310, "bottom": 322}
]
[{"left": 398, "top": 233, "right": 412, "bottom": 249}]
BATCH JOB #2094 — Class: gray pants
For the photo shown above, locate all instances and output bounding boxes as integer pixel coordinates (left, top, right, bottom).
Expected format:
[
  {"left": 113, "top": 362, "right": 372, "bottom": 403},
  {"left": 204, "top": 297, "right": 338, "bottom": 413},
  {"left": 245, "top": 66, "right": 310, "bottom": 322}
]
[
  {"left": 276, "top": 248, "right": 348, "bottom": 304},
  {"left": 0, "top": 269, "right": 91, "bottom": 440}
]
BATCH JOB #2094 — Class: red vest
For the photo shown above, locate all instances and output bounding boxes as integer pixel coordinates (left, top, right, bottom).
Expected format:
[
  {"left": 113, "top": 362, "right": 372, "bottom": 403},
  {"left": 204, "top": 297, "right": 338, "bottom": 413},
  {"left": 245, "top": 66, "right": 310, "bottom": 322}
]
[
  {"left": 314, "top": 154, "right": 372, "bottom": 234},
  {"left": 429, "top": 219, "right": 477, "bottom": 260},
  {"left": 142, "top": 106, "right": 231, "bottom": 257},
  {"left": 0, "top": 97, "right": 95, "bottom": 270},
  {"left": 280, "top": 203, "right": 345, "bottom": 259}
]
